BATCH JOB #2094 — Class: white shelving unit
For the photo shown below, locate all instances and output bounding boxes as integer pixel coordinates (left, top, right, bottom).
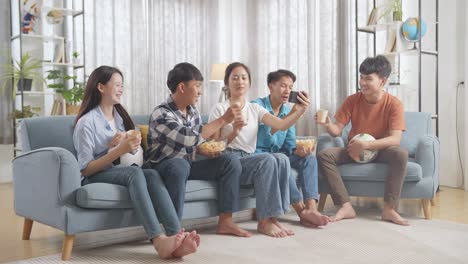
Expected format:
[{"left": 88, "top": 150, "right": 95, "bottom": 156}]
[{"left": 9, "top": 0, "right": 85, "bottom": 156}]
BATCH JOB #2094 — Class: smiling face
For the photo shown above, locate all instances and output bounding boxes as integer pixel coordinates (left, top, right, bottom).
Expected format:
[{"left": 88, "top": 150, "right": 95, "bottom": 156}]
[
  {"left": 98, "top": 73, "right": 123, "bottom": 105},
  {"left": 268, "top": 76, "right": 294, "bottom": 105},
  {"left": 359, "top": 73, "right": 386, "bottom": 96},
  {"left": 227, "top": 66, "right": 250, "bottom": 99},
  {"left": 180, "top": 79, "right": 203, "bottom": 105}
]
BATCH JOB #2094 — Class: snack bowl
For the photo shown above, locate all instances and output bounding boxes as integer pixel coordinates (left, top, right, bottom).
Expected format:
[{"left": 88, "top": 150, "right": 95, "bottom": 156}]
[{"left": 199, "top": 140, "right": 227, "bottom": 153}]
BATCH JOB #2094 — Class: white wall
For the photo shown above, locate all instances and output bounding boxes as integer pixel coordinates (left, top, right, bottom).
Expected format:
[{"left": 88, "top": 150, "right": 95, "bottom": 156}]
[
  {"left": 465, "top": 0, "right": 468, "bottom": 191},
  {"left": 438, "top": 0, "right": 465, "bottom": 188}
]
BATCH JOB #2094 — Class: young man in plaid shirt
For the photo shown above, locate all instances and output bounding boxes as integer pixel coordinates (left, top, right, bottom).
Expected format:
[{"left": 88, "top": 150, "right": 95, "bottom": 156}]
[{"left": 145, "top": 63, "right": 252, "bottom": 237}]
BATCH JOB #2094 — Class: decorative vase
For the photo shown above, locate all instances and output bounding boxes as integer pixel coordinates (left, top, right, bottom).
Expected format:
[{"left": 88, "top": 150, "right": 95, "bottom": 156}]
[
  {"left": 393, "top": 11, "right": 402, "bottom": 22},
  {"left": 17, "top": 79, "right": 32, "bottom": 92}
]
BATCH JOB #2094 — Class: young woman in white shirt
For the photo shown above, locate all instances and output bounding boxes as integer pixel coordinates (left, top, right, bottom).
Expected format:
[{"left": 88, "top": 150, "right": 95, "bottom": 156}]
[{"left": 209, "top": 62, "right": 310, "bottom": 237}]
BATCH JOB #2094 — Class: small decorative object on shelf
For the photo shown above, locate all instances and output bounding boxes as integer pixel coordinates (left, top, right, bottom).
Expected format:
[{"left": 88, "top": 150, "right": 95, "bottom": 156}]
[
  {"left": 21, "top": 0, "right": 42, "bottom": 33},
  {"left": 46, "top": 9, "right": 64, "bottom": 25},
  {"left": 72, "top": 51, "right": 80, "bottom": 65},
  {"left": 401, "top": 17, "right": 427, "bottom": 50}
]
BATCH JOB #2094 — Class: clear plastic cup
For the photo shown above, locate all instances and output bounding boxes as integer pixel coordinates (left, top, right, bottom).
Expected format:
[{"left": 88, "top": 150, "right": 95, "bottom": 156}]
[{"left": 317, "top": 109, "right": 328, "bottom": 123}]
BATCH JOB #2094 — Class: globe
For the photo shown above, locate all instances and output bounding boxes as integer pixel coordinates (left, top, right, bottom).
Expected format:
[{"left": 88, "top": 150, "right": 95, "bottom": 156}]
[
  {"left": 401, "top": 17, "right": 427, "bottom": 42},
  {"left": 350, "top": 133, "right": 379, "bottom": 164}
]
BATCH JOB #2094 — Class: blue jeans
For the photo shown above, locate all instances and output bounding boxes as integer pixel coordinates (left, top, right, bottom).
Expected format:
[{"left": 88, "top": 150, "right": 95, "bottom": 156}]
[
  {"left": 288, "top": 154, "right": 319, "bottom": 204},
  {"left": 227, "top": 150, "right": 290, "bottom": 220},
  {"left": 82, "top": 166, "right": 180, "bottom": 239},
  {"left": 151, "top": 154, "right": 242, "bottom": 220}
]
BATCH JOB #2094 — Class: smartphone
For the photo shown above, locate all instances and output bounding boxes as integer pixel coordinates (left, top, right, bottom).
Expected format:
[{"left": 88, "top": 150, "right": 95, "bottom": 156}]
[{"left": 288, "top": 91, "right": 301, "bottom": 104}]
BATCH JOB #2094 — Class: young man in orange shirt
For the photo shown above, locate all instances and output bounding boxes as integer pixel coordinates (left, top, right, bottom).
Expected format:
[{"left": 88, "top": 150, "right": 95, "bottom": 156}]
[{"left": 317, "top": 55, "right": 409, "bottom": 226}]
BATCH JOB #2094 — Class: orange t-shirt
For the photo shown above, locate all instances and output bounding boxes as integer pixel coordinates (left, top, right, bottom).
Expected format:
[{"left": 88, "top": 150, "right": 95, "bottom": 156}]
[{"left": 335, "top": 92, "right": 405, "bottom": 141}]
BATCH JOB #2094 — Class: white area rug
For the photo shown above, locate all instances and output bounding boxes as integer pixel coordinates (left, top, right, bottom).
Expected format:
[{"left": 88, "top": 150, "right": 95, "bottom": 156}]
[{"left": 8, "top": 209, "right": 468, "bottom": 264}]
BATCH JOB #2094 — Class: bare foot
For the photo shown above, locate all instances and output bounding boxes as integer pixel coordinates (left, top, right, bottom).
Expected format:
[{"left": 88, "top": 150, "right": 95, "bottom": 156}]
[
  {"left": 381, "top": 208, "right": 410, "bottom": 226},
  {"left": 172, "top": 230, "right": 200, "bottom": 258},
  {"left": 299, "top": 208, "right": 330, "bottom": 227},
  {"left": 330, "top": 203, "right": 356, "bottom": 222},
  {"left": 257, "top": 218, "right": 287, "bottom": 238},
  {"left": 152, "top": 232, "right": 185, "bottom": 259},
  {"left": 271, "top": 218, "right": 294, "bottom": 236},
  {"left": 217, "top": 220, "right": 252, "bottom": 237}
]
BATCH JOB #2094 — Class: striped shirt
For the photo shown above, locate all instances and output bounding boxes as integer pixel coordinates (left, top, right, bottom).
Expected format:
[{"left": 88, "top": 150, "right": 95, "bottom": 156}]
[{"left": 145, "top": 96, "right": 204, "bottom": 164}]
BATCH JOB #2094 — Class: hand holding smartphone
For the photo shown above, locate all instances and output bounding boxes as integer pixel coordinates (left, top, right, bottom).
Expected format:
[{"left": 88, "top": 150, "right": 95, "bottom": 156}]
[{"left": 288, "top": 91, "right": 308, "bottom": 104}]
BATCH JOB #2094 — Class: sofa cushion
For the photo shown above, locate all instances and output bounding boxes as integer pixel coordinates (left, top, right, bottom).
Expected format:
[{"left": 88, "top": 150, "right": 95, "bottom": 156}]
[
  {"left": 76, "top": 180, "right": 255, "bottom": 209},
  {"left": 337, "top": 161, "right": 422, "bottom": 182}
]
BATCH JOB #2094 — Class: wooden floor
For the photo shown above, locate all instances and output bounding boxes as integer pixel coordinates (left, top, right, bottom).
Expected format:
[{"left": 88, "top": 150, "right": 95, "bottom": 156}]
[{"left": 1, "top": 183, "right": 468, "bottom": 263}]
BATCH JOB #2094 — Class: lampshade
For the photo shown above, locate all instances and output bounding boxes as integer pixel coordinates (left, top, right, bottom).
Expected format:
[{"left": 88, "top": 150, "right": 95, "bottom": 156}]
[{"left": 210, "top": 63, "right": 229, "bottom": 81}]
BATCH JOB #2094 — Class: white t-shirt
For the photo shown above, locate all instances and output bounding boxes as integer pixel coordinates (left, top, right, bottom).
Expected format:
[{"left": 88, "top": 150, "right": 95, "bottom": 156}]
[{"left": 209, "top": 99, "right": 269, "bottom": 154}]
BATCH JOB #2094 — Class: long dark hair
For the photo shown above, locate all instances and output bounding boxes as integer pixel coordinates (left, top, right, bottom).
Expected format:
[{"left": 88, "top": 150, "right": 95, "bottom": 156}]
[
  {"left": 223, "top": 62, "right": 251, "bottom": 99},
  {"left": 74, "top": 66, "right": 135, "bottom": 130}
]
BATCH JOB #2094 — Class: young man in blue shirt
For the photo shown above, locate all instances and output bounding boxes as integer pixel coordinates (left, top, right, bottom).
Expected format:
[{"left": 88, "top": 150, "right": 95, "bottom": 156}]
[{"left": 253, "top": 70, "right": 329, "bottom": 227}]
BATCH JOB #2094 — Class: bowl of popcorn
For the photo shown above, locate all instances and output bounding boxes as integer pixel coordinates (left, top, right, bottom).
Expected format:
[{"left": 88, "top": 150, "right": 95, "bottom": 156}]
[
  {"left": 295, "top": 136, "right": 317, "bottom": 151},
  {"left": 200, "top": 140, "right": 227, "bottom": 153}
]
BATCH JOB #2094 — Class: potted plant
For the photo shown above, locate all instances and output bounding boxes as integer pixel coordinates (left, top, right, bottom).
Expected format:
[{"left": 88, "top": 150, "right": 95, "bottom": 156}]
[
  {"left": 379, "top": 0, "right": 402, "bottom": 22},
  {"left": 8, "top": 105, "right": 41, "bottom": 120},
  {"left": 46, "top": 70, "right": 84, "bottom": 115},
  {"left": 72, "top": 51, "right": 80, "bottom": 65},
  {"left": 1, "top": 53, "right": 45, "bottom": 96}
]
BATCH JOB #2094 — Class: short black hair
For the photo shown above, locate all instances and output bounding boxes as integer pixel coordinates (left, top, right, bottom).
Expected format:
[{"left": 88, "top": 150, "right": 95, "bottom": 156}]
[
  {"left": 267, "top": 69, "right": 296, "bottom": 85},
  {"left": 166, "top": 62, "right": 204, "bottom": 93},
  {"left": 359, "top": 55, "right": 392, "bottom": 79}
]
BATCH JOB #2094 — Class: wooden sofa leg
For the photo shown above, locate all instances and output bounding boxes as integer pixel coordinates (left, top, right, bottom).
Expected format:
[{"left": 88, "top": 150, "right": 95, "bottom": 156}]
[
  {"left": 421, "top": 199, "right": 432, "bottom": 220},
  {"left": 61, "top": 235, "right": 75, "bottom": 261},
  {"left": 22, "top": 218, "right": 34, "bottom": 240},
  {"left": 318, "top": 193, "right": 327, "bottom": 212},
  {"left": 430, "top": 198, "right": 436, "bottom": 206}
]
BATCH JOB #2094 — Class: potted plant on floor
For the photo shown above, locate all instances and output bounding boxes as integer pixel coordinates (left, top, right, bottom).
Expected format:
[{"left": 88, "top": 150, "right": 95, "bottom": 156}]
[
  {"left": 1, "top": 53, "right": 45, "bottom": 96},
  {"left": 46, "top": 70, "right": 84, "bottom": 115}
]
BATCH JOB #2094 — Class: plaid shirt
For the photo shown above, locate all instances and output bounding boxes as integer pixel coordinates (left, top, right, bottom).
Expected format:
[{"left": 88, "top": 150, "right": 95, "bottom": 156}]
[{"left": 145, "top": 96, "right": 204, "bottom": 164}]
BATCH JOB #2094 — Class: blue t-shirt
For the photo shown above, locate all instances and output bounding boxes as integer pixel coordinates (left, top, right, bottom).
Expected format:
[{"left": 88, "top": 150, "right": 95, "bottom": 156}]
[{"left": 252, "top": 96, "right": 296, "bottom": 155}]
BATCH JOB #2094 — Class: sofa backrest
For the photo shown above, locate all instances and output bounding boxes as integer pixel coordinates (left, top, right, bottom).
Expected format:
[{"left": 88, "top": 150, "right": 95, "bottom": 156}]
[
  {"left": 341, "top": 111, "right": 433, "bottom": 157},
  {"left": 19, "top": 114, "right": 150, "bottom": 157}
]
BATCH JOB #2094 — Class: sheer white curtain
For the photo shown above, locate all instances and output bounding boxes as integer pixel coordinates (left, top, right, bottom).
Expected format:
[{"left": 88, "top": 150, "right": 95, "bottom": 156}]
[
  {"left": 218, "top": 0, "right": 354, "bottom": 136},
  {"left": 83, "top": 0, "right": 218, "bottom": 114},
  {"left": 82, "top": 0, "right": 354, "bottom": 136},
  {"left": 0, "top": 0, "right": 13, "bottom": 144}
]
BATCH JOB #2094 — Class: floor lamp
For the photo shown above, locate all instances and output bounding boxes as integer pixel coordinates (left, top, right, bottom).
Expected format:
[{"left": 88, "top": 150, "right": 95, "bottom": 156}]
[{"left": 210, "top": 63, "right": 229, "bottom": 102}]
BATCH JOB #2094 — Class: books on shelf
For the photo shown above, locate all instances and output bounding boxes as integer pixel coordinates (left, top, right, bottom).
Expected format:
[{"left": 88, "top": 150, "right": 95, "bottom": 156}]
[
  {"left": 50, "top": 99, "right": 63, "bottom": 115},
  {"left": 53, "top": 41, "right": 64, "bottom": 63},
  {"left": 366, "top": 7, "right": 378, "bottom": 26},
  {"left": 384, "top": 29, "right": 397, "bottom": 53}
]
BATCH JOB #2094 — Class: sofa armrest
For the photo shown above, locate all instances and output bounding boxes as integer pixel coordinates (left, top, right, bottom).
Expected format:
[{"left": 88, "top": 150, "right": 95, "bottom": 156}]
[
  {"left": 12, "top": 147, "right": 81, "bottom": 230},
  {"left": 415, "top": 135, "right": 440, "bottom": 193},
  {"left": 317, "top": 133, "right": 345, "bottom": 153}
]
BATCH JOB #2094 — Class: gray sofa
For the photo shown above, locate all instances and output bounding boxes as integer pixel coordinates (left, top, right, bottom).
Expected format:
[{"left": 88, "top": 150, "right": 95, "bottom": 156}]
[
  {"left": 12, "top": 115, "right": 258, "bottom": 260},
  {"left": 316, "top": 112, "right": 440, "bottom": 219}
]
